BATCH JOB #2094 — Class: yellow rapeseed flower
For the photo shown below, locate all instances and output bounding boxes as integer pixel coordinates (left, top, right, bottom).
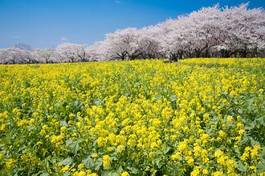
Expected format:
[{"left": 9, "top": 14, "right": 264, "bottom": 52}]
[
  {"left": 121, "top": 171, "right": 130, "bottom": 176},
  {"left": 102, "top": 155, "right": 111, "bottom": 170}
]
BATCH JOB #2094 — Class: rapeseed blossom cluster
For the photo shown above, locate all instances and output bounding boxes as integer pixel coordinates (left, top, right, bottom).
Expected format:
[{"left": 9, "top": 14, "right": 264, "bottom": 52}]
[{"left": 0, "top": 58, "right": 264, "bottom": 175}]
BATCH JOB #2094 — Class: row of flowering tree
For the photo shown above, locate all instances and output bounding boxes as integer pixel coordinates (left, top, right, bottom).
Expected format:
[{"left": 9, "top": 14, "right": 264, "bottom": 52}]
[
  {"left": 1, "top": 4, "right": 265, "bottom": 64},
  {"left": 0, "top": 43, "right": 89, "bottom": 64}
]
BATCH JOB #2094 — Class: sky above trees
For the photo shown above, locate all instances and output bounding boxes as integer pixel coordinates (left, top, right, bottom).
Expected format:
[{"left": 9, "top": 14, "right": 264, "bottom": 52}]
[{"left": 0, "top": 0, "right": 264, "bottom": 48}]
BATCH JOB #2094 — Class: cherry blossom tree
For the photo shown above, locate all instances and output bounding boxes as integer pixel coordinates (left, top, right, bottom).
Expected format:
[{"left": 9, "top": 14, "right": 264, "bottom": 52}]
[
  {"left": 0, "top": 48, "right": 34, "bottom": 64},
  {"left": 32, "top": 49, "right": 57, "bottom": 63},
  {"left": 219, "top": 4, "right": 265, "bottom": 57},
  {"left": 104, "top": 28, "right": 141, "bottom": 60},
  {"left": 137, "top": 26, "right": 162, "bottom": 59},
  {"left": 1, "top": 4, "right": 265, "bottom": 64},
  {"left": 56, "top": 43, "right": 87, "bottom": 62},
  {"left": 159, "top": 6, "right": 228, "bottom": 60},
  {"left": 85, "top": 41, "right": 111, "bottom": 61},
  {"left": 156, "top": 4, "right": 265, "bottom": 60}
]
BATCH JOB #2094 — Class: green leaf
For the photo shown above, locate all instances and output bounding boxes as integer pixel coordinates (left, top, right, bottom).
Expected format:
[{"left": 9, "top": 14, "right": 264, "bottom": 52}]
[
  {"left": 127, "top": 167, "right": 139, "bottom": 174},
  {"left": 63, "top": 173, "right": 71, "bottom": 176},
  {"left": 60, "top": 157, "right": 73, "bottom": 166},
  {"left": 66, "top": 139, "right": 81, "bottom": 155},
  {"left": 163, "top": 146, "right": 172, "bottom": 154},
  {"left": 257, "top": 161, "right": 265, "bottom": 173},
  {"left": 101, "top": 170, "right": 120, "bottom": 176},
  {"left": 154, "top": 158, "right": 163, "bottom": 169},
  {"left": 94, "top": 158, "right": 102, "bottom": 171},
  {"left": 83, "top": 156, "right": 94, "bottom": 168},
  {"left": 236, "top": 161, "right": 247, "bottom": 172},
  {"left": 40, "top": 173, "right": 49, "bottom": 176}
]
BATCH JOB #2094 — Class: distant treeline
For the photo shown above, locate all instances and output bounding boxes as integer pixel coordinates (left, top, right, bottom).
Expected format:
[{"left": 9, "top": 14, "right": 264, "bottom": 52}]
[{"left": 1, "top": 4, "right": 265, "bottom": 64}]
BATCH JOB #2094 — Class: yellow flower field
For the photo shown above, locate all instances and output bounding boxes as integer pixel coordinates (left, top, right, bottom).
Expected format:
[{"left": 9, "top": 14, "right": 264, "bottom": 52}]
[{"left": 0, "top": 58, "right": 265, "bottom": 176}]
